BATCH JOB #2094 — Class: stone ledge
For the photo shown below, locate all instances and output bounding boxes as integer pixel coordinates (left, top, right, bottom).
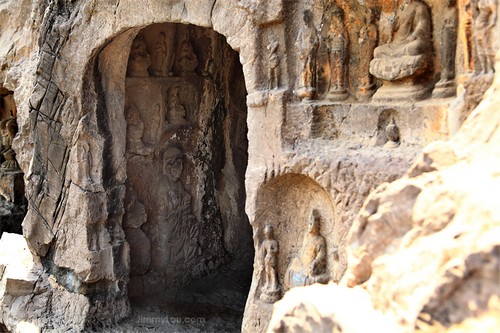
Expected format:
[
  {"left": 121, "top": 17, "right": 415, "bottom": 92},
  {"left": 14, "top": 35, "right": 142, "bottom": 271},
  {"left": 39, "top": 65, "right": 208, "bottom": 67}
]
[{"left": 0, "top": 233, "right": 42, "bottom": 298}]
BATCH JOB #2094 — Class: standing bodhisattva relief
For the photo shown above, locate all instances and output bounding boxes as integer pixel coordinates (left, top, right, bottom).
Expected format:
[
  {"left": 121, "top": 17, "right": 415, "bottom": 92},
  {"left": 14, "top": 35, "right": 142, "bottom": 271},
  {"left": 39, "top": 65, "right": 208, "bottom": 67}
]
[
  {"left": 474, "top": 0, "right": 496, "bottom": 75},
  {"left": 259, "top": 224, "right": 280, "bottom": 303},
  {"left": 158, "top": 147, "right": 201, "bottom": 266},
  {"left": 295, "top": 10, "right": 319, "bottom": 101},
  {"left": 267, "top": 33, "right": 281, "bottom": 90},
  {"left": 433, "top": 0, "right": 458, "bottom": 98}
]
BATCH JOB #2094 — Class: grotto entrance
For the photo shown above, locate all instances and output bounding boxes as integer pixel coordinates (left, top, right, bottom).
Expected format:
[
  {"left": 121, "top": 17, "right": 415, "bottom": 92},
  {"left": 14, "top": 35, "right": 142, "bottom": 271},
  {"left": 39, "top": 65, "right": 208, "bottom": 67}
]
[{"left": 119, "top": 23, "right": 253, "bottom": 330}]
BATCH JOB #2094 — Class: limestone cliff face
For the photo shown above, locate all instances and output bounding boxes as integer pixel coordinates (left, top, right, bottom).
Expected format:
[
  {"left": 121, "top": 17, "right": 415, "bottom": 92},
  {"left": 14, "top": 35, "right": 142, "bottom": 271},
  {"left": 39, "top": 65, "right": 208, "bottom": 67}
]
[
  {"left": 267, "top": 54, "right": 500, "bottom": 333},
  {"left": 0, "top": 0, "right": 498, "bottom": 332}
]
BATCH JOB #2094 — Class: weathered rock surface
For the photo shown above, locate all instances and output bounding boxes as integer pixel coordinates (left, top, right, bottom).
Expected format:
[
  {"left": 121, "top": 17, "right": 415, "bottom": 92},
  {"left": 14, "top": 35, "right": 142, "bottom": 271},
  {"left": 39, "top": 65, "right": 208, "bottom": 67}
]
[
  {"left": 267, "top": 284, "right": 398, "bottom": 333},
  {"left": 267, "top": 60, "right": 500, "bottom": 333},
  {"left": 0, "top": 0, "right": 499, "bottom": 332}
]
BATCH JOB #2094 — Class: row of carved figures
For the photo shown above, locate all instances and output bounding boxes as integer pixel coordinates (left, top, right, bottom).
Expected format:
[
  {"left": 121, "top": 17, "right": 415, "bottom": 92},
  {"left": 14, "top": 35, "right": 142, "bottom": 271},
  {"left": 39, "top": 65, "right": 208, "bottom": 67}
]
[
  {"left": 127, "top": 32, "right": 213, "bottom": 79},
  {"left": 266, "top": 0, "right": 496, "bottom": 103},
  {"left": 259, "top": 209, "right": 334, "bottom": 303}
]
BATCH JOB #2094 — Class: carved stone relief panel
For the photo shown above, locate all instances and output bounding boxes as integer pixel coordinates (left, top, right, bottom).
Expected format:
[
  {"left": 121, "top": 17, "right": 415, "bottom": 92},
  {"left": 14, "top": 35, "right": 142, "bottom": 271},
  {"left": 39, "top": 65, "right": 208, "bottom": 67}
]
[
  {"left": 250, "top": 174, "right": 337, "bottom": 302},
  {"left": 123, "top": 23, "right": 251, "bottom": 296},
  {"left": 284, "top": 1, "right": 488, "bottom": 105}
]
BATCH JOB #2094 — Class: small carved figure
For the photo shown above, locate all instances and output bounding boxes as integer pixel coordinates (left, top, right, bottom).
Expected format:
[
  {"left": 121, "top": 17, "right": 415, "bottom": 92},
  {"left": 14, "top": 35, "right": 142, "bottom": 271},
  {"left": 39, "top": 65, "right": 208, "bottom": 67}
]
[
  {"left": 370, "top": 0, "right": 433, "bottom": 100},
  {"left": 474, "top": 0, "right": 496, "bottom": 74},
  {"left": 125, "top": 105, "right": 153, "bottom": 155},
  {"left": 76, "top": 140, "right": 92, "bottom": 185},
  {"left": 433, "top": 0, "right": 458, "bottom": 98},
  {"left": 150, "top": 103, "right": 162, "bottom": 142},
  {"left": 167, "top": 87, "right": 187, "bottom": 125},
  {"left": 202, "top": 43, "right": 215, "bottom": 77},
  {"left": 327, "top": 6, "right": 349, "bottom": 101},
  {"left": 267, "top": 34, "right": 281, "bottom": 90},
  {"left": 158, "top": 147, "right": 201, "bottom": 266},
  {"left": 127, "top": 34, "right": 151, "bottom": 78},
  {"left": 149, "top": 32, "right": 170, "bottom": 77},
  {"left": 123, "top": 188, "right": 151, "bottom": 275},
  {"left": 0, "top": 118, "right": 19, "bottom": 171},
  {"left": 0, "top": 118, "right": 15, "bottom": 149},
  {"left": 176, "top": 40, "right": 198, "bottom": 76},
  {"left": 295, "top": 10, "right": 320, "bottom": 101},
  {"left": 461, "top": 0, "right": 474, "bottom": 73},
  {"left": 260, "top": 224, "right": 280, "bottom": 303},
  {"left": 357, "top": 10, "right": 378, "bottom": 101},
  {"left": 385, "top": 118, "right": 400, "bottom": 148},
  {"left": 285, "top": 209, "right": 329, "bottom": 290}
]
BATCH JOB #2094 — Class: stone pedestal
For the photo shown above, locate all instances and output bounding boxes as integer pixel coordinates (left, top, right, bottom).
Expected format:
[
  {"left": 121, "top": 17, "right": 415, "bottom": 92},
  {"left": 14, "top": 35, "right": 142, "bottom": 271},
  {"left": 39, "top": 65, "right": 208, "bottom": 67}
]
[
  {"left": 432, "top": 79, "right": 456, "bottom": 98},
  {"left": 372, "top": 79, "right": 433, "bottom": 102},
  {"left": 327, "top": 89, "right": 349, "bottom": 102}
]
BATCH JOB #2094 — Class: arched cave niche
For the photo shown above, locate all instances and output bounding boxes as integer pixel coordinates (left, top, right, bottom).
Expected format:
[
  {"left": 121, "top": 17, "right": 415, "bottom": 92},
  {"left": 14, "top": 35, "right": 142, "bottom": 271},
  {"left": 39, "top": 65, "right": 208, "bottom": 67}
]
[
  {"left": 244, "top": 173, "right": 337, "bottom": 331},
  {"left": 256, "top": 175, "right": 336, "bottom": 287},
  {"left": 97, "top": 23, "right": 253, "bottom": 324}
]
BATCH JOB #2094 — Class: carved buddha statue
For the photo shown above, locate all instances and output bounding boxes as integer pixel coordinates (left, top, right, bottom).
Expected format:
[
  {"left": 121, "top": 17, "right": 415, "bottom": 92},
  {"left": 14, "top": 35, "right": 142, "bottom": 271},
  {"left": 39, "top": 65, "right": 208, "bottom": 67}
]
[
  {"left": 370, "top": 0, "right": 434, "bottom": 100},
  {"left": 176, "top": 40, "right": 198, "bottom": 76},
  {"left": 127, "top": 34, "right": 151, "bottom": 78},
  {"left": 285, "top": 209, "right": 329, "bottom": 290}
]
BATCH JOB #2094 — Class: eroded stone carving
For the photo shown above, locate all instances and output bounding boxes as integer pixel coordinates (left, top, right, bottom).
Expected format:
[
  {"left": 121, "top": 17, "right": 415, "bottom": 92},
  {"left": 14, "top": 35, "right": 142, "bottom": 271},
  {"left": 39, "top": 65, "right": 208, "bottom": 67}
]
[
  {"left": 127, "top": 33, "right": 151, "bottom": 78},
  {"left": 460, "top": 0, "right": 474, "bottom": 73},
  {"left": 357, "top": 10, "right": 378, "bottom": 101},
  {"left": 474, "top": 0, "right": 496, "bottom": 75},
  {"left": 385, "top": 118, "right": 400, "bottom": 149},
  {"left": 166, "top": 86, "right": 187, "bottom": 125},
  {"left": 267, "top": 33, "right": 281, "bottom": 90},
  {"left": 149, "top": 32, "right": 173, "bottom": 77},
  {"left": 433, "top": 0, "right": 458, "bottom": 98},
  {"left": 125, "top": 104, "right": 154, "bottom": 155},
  {"left": 295, "top": 10, "right": 319, "bottom": 101},
  {"left": 259, "top": 224, "right": 280, "bottom": 303},
  {"left": 157, "top": 147, "right": 201, "bottom": 268},
  {"left": 327, "top": 6, "right": 349, "bottom": 102},
  {"left": 176, "top": 40, "right": 198, "bottom": 77},
  {"left": 370, "top": 0, "right": 434, "bottom": 101},
  {"left": 124, "top": 188, "right": 150, "bottom": 275},
  {"left": 202, "top": 43, "right": 215, "bottom": 77},
  {"left": 0, "top": 118, "right": 18, "bottom": 171},
  {"left": 285, "top": 209, "right": 329, "bottom": 289}
]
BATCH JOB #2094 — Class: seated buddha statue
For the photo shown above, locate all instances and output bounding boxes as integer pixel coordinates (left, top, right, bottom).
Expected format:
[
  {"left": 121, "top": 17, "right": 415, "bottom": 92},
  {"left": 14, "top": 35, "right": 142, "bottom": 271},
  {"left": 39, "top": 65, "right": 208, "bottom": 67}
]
[
  {"left": 370, "top": 0, "right": 433, "bottom": 82},
  {"left": 284, "top": 209, "right": 329, "bottom": 290}
]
